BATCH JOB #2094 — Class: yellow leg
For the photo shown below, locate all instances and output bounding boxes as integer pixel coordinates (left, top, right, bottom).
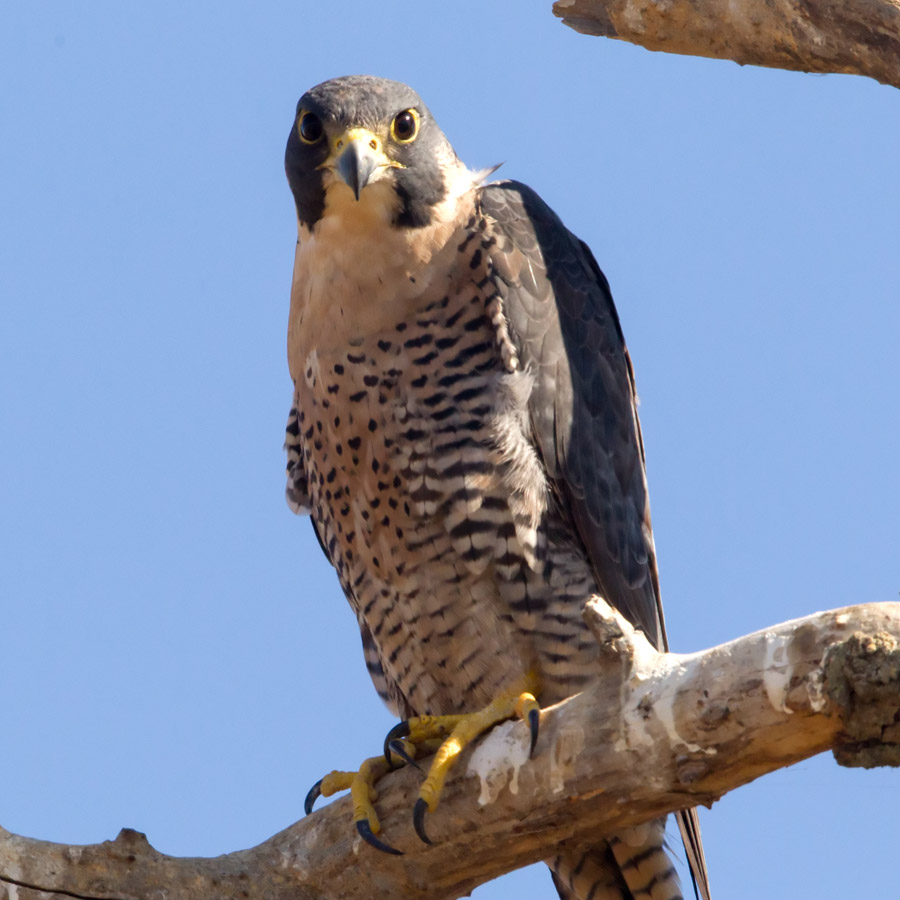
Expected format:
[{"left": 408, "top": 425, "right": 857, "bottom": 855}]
[{"left": 383, "top": 675, "right": 542, "bottom": 844}]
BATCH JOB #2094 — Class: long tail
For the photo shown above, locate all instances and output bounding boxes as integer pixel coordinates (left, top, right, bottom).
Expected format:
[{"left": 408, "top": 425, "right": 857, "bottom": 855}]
[{"left": 548, "top": 815, "right": 710, "bottom": 900}]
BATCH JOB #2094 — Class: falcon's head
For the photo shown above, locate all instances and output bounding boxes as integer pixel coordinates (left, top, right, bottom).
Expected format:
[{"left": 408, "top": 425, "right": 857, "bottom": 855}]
[{"left": 285, "top": 75, "right": 465, "bottom": 232}]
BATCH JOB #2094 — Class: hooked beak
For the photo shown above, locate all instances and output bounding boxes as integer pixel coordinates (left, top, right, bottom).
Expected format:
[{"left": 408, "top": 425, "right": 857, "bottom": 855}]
[{"left": 331, "top": 128, "right": 396, "bottom": 200}]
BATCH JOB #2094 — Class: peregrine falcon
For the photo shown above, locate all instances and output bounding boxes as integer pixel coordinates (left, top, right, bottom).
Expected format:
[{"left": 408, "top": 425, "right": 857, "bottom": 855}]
[{"left": 284, "top": 75, "right": 710, "bottom": 900}]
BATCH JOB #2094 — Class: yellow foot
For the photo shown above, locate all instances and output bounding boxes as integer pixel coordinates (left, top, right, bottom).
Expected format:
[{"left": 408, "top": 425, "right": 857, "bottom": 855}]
[
  {"left": 304, "top": 740, "right": 419, "bottom": 855},
  {"left": 304, "top": 678, "right": 541, "bottom": 854},
  {"left": 383, "top": 679, "right": 541, "bottom": 845}
]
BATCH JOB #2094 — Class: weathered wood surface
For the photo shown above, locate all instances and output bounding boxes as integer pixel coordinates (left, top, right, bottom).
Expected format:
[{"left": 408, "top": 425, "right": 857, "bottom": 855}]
[
  {"left": 553, "top": 0, "right": 900, "bottom": 89},
  {"left": 2, "top": 601, "right": 899, "bottom": 900}
]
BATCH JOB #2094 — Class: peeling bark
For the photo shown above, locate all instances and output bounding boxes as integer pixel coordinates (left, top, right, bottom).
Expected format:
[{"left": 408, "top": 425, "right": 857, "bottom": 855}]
[
  {"left": 2, "top": 602, "right": 899, "bottom": 900},
  {"left": 553, "top": 0, "right": 900, "bottom": 89}
]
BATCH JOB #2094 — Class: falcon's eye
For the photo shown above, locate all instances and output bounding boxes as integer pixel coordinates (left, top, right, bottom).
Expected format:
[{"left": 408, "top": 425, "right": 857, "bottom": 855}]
[
  {"left": 391, "top": 109, "right": 419, "bottom": 143},
  {"left": 298, "top": 111, "right": 324, "bottom": 144}
]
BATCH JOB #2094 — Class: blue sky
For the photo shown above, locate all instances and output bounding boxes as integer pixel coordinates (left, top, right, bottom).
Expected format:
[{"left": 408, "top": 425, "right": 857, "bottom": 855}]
[{"left": 2, "top": 3, "right": 898, "bottom": 898}]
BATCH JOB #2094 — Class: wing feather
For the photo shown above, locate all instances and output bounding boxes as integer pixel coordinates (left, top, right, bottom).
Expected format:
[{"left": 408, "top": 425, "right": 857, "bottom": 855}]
[{"left": 479, "top": 180, "right": 665, "bottom": 647}]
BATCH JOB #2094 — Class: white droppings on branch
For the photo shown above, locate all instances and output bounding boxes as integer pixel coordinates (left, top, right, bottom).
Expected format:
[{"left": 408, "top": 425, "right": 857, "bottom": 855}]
[
  {"left": 548, "top": 714, "right": 586, "bottom": 794},
  {"left": 1, "top": 855, "right": 22, "bottom": 900},
  {"left": 762, "top": 632, "right": 794, "bottom": 715},
  {"left": 614, "top": 654, "right": 672, "bottom": 753},
  {"left": 620, "top": 2, "right": 647, "bottom": 34},
  {"left": 653, "top": 655, "right": 717, "bottom": 756},
  {"left": 466, "top": 720, "right": 531, "bottom": 806},
  {"left": 616, "top": 653, "right": 715, "bottom": 756},
  {"left": 805, "top": 665, "right": 828, "bottom": 712}
]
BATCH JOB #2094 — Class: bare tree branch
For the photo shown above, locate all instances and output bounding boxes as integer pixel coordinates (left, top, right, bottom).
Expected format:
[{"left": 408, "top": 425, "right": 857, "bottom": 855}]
[
  {"left": 553, "top": 0, "right": 900, "bottom": 89},
  {"left": 3, "top": 601, "right": 899, "bottom": 900}
]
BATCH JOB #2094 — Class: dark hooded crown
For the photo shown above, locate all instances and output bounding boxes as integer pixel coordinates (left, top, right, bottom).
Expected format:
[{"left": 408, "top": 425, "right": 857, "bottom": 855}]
[{"left": 285, "top": 75, "right": 456, "bottom": 230}]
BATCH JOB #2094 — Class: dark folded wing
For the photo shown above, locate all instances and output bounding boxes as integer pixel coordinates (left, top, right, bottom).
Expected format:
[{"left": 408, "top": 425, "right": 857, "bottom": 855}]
[{"left": 479, "top": 180, "right": 665, "bottom": 648}]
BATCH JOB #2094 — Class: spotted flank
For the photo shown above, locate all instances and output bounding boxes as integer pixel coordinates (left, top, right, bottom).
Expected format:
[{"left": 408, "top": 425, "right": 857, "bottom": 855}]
[{"left": 284, "top": 403, "right": 312, "bottom": 514}]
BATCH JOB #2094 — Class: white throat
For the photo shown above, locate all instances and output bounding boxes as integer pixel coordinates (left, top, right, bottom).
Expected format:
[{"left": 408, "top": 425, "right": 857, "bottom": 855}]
[{"left": 287, "top": 159, "right": 487, "bottom": 377}]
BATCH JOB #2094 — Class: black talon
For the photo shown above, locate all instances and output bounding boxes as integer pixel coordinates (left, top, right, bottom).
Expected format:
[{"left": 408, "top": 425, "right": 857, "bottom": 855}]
[
  {"left": 387, "top": 738, "right": 422, "bottom": 771},
  {"left": 528, "top": 707, "right": 540, "bottom": 757},
  {"left": 304, "top": 778, "right": 323, "bottom": 816},
  {"left": 384, "top": 721, "right": 411, "bottom": 768},
  {"left": 357, "top": 818, "right": 404, "bottom": 855},
  {"left": 413, "top": 797, "right": 433, "bottom": 845}
]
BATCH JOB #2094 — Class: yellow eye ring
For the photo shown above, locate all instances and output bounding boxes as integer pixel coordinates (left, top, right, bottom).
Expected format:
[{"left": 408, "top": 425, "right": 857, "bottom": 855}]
[
  {"left": 298, "top": 111, "right": 324, "bottom": 144},
  {"left": 390, "top": 109, "right": 419, "bottom": 143}
]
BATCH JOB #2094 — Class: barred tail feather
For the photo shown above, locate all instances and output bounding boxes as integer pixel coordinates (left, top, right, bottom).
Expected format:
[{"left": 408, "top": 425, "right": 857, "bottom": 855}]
[
  {"left": 548, "top": 820, "right": 685, "bottom": 900},
  {"left": 549, "top": 842, "right": 631, "bottom": 900},
  {"left": 609, "top": 821, "right": 683, "bottom": 900}
]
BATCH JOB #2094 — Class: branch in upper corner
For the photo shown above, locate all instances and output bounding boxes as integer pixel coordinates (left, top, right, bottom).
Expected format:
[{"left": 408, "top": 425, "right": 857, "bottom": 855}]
[
  {"left": 1, "top": 603, "right": 899, "bottom": 900},
  {"left": 552, "top": 0, "right": 900, "bottom": 90}
]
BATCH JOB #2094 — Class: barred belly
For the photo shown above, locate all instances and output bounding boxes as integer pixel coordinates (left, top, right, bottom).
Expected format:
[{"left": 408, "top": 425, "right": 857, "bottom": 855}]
[{"left": 294, "top": 243, "right": 601, "bottom": 717}]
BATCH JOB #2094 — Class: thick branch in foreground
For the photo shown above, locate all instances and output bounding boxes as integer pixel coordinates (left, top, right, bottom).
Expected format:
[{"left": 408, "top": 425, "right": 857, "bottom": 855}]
[
  {"left": 2, "top": 602, "right": 899, "bottom": 900},
  {"left": 553, "top": 0, "right": 900, "bottom": 89}
]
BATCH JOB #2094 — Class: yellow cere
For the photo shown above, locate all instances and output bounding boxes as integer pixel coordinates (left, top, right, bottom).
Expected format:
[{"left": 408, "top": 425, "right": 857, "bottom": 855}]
[
  {"left": 328, "top": 127, "right": 407, "bottom": 170},
  {"left": 334, "top": 127, "right": 383, "bottom": 154}
]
